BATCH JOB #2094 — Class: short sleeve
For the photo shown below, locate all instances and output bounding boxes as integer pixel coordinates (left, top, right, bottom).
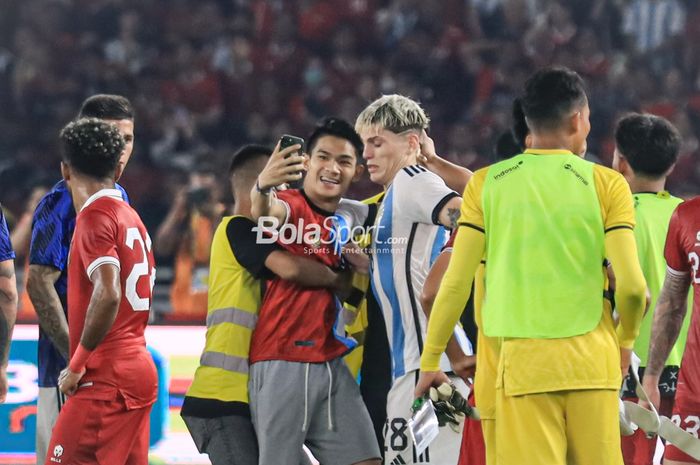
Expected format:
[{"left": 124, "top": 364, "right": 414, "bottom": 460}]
[
  {"left": 664, "top": 205, "right": 689, "bottom": 275},
  {"left": 275, "top": 190, "right": 297, "bottom": 225},
  {"left": 0, "top": 208, "right": 15, "bottom": 262},
  {"left": 29, "top": 193, "right": 67, "bottom": 270},
  {"left": 226, "top": 216, "right": 281, "bottom": 279},
  {"left": 595, "top": 166, "right": 636, "bottom": 232},
  {"left": 337, "top": 198, "right": 370, "bottom": 228},
  {"left": 457, "top": 168, "right": 487, "bottom": 233},
  {"left": 395, "top": 167, "right": 459, "bottom": 225},
  {"left": 74, "top": 208, "right": 120, "bottom": 280}
]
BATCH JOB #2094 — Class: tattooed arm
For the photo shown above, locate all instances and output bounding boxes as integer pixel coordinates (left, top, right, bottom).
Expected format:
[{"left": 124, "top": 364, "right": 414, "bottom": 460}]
[
  {"left": 27, "top": 264, "right": 68, "bottom": 359},
  {"left": 641, "top": 270, "right": 691, "bottom": 409},
  {"left": 0, "top": 259, "right": 18, "bottom": 403},
  {"left": 437, "top": 197, "right": 463, "bottom": 229}
]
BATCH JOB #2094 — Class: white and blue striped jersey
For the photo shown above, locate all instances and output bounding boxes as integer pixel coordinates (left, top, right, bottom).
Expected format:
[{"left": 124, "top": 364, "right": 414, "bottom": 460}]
[{"left": 369, "top": 165, "right": 471, "bottom": 380}]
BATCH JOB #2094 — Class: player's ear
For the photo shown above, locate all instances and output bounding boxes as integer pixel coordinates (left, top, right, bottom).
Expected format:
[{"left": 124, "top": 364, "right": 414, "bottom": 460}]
[
  {"left": 665, "top": 161, "right": 677, "bottom": 177},
  {"left": 406, "top": 132, "right": 420, "bottom": 155},
  {"left": 569, "top": 111, "right": 582, "bottom": 134},
  {"left": 60, "top": 161, "right": 70, "bottom": 182}
]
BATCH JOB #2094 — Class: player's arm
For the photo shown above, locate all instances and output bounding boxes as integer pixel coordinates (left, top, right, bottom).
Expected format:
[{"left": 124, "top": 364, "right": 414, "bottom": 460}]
[
  {"left": 27, "top": 265, "right": 69, "bottom": 359},
  {"left": 417, "top": 226, "right": 484, "bottom": 396},
  {"left": 417, "top": 171, "right": 486, "bottom": 396},
  {"left": 641, "top": 205, "right": 692, "bottom": 409},
  {"left": 420, "top": 248, "right": 476, "bottom": 381},
  {"left": 605, "top": 230, "right": 647, "bottom": 350},
  {"left": 641, "top": 270, "right": 691, "bottom": 409},
  {"left": 250, "top": 142, "right": 305, "bottom": 223},
  {"left": 0, "top": 259, "right": 18, "bottom": 403},
  {"left": 265, "top": 252, "right": 352, "bottom": 297},
  {"left": 401, "top": 168, "right": 462, "bottom": 229},
  {"left": 60, "top": 264, "right": 121, "bottom": 396},
  {"left": 27, "top": 197, "right": 70, "bottom": 358},
  {"left": 227, "top": 217, "right": 350, "bottom": 296},
  {"left": 600, "top": 171, "right": 647, "bottom": 377},
  {"left": 418, "top": 130, "right": 473, "bottom": 193},
  {"left": 436, "top": 196, "right": 464, "bottom": 229}
]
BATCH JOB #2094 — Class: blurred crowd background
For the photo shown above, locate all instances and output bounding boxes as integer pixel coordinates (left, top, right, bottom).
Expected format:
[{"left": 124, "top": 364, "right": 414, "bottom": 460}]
[{"left": 2, "top": 0, "right": 700, "bottom": 321}]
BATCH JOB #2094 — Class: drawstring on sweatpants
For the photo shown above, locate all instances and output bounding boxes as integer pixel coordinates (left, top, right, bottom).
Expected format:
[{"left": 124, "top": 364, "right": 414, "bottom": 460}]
[
  {"left": 326, "top": 361, "right": 333, "bottom": 431},
  {"left": 302, "top": 362, "right": 310, "bottom": 432},
  {"left": 301, "top": 361, "right": 335, "bottom": 432}
]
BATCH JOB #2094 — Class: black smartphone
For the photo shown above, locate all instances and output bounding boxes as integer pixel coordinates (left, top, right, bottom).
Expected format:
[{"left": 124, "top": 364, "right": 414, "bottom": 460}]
[
  {"left": 280, "top": 134, "right": 304, "bottom": 158},
  {"left": 279, "top": 134, "right": 304, "bottom": 188}
]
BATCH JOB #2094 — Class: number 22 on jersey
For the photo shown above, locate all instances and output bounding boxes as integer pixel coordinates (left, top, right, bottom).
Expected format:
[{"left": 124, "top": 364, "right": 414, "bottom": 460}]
[
  {"left": 125, "top": 227, "right": 156, "bottom": 311},
  {"left": 690, "top": 252, "right": 700, "bottom": 284}
]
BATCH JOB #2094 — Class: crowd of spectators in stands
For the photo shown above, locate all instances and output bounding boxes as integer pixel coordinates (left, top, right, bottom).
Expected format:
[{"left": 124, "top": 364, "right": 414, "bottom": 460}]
[{"left": 1, "top": 0, "right": 699, "bottom": 265}]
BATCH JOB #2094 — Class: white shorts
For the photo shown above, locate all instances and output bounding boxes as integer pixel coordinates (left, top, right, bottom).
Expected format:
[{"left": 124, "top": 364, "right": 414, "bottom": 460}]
[
  {"left": 384, "top": 370, "right": 469, "bottom": 465},
  {"left": 36, "top": 386, "right": 65, "bottom": 465}
]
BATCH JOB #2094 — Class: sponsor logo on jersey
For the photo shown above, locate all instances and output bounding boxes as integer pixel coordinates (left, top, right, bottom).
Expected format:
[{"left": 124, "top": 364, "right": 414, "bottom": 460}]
[
  {"left": 563, "top": 163, "right": 589, "bottom": 186},
  {"left": 492, "top": 161, "right": 524, "bottom": 180},
  {"left": 50, "top": 444, "right": 64, "bottom": 463}
]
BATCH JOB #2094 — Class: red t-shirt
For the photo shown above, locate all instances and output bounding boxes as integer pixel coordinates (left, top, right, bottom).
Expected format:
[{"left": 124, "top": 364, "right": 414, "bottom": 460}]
[
  {"left": 664, "top": 197, "right": 700, "bottom": 404},
  {"left": 67, "top": 189, "right": 157, "bottom": 408},
  {"left": 249, "top": 189, "right": 350, "bottom": 364}
]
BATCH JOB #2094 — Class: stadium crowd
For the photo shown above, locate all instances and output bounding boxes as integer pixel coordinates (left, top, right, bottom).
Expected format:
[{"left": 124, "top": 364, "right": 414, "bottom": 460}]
[
  {"left": 2, "top": 2, "right": 700, "bottom": 465},
  {"left": 2, "top": 0, "right": 700, "bottom": 231}
]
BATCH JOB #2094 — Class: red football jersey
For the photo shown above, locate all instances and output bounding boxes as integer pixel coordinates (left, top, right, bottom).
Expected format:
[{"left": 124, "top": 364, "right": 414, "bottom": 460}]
[
  {"left": 250, "top": 189, "right": 350, "bottom": 364},
  {"left": 664, "top": 196, "right": 700, "bottom": 403},
  {"left": 67, "top": 189, "right": 157, "bottom": 408}
]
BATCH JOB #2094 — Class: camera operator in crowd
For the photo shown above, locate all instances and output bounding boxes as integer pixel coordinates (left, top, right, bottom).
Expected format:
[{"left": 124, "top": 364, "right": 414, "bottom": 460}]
[{"left": 155, "top": 162, "right": 223, "bottom": 321}]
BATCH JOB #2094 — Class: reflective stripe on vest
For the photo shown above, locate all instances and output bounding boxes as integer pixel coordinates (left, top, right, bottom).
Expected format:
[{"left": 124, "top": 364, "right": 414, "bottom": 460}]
[
  {"left": 206, "top": 307, "right": 257, "bottom": 329},
  {"left": 200, "top": 351, "right": 249, "bottom": 374}
]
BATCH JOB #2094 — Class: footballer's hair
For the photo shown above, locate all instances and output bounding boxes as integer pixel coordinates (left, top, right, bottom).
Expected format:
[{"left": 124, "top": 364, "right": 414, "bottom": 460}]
[
  {"left": 229, "top": 144, "right": 272, "bottom": 174},
  {"left": 307, "top": 117, "right": 364, "bottom": 161},
  {"left": 521, "top": 67, "right": 587, "bottom": 131},
  {"left": 60, "top": 118, "right": 125, "bottom": 179},
  {"left": 78, "top": 94, "right": 134, "bottom": 120},
  {"left": 494, "top": 131, "right": 522, "bottom": 161},
  {"left": 615, "top": 113, "right": 681, "bottom": 178},
  {"left": 355, "top": 94, "right": 430, "bottom": 135},
  {"left": 511, "top": 97, "right": 529, "bottom": 149},
  {"left": 494, "top": 98, "right": 529, "bottom": 161}
]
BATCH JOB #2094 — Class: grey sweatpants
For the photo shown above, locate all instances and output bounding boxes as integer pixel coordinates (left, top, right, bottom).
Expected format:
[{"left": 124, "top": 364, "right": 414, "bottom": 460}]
[
  {"left": 182, "top": 414, "right": 258, "bottom": 465},
  {"left": 249, "top": 358, "right": 381, "bottom": 465}
]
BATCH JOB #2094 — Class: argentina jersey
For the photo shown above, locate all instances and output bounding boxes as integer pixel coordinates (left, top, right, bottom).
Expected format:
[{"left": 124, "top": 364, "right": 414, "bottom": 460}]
[
  {"left": 369, "top": 165, "right": 471, "bottom": 380},
  {"left": 29, "top": 180, "right": 129, "bottom": 387}
]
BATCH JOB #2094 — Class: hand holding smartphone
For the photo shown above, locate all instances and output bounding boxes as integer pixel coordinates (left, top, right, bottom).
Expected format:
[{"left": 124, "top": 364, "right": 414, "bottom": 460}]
[
  {"left": 280, "top": 134, "right": 304, "bottom": 157},
  {"left": 257, "top": 135, "right": 306, "bottom": 192},
  {"left": 279, "top": 135, "right": 305, "bottom": 188}
]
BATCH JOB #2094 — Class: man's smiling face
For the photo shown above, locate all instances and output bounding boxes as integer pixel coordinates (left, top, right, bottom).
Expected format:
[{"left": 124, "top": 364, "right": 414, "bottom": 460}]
[{"left": 303, "top": 134, "right": 363, "bottom": 203}]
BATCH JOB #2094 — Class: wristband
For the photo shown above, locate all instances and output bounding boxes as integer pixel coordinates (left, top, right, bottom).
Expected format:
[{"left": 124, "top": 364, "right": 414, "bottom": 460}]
[
  {"left": 256, "top": 179, "right": 272, "bottom": 196},
  {"left": 69, "top": 343, "right": 93, "bottom": 373}
]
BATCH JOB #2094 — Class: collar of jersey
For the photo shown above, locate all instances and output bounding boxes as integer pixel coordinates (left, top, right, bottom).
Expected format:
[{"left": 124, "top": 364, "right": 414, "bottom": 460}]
[
  {"left": 524, "top": 148, "right": 575, "bottom": 156},
  {"left": 81, "top": 188, "right": 124, "bottom": 211},
  {"left": 634, "top": 190, "right": 670, "bottom": 198},
  {"left": 300, "top": 189, "right": 335, "bottom": 217}
]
